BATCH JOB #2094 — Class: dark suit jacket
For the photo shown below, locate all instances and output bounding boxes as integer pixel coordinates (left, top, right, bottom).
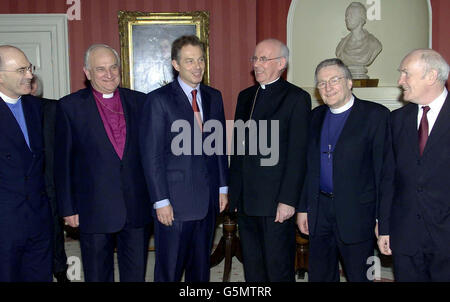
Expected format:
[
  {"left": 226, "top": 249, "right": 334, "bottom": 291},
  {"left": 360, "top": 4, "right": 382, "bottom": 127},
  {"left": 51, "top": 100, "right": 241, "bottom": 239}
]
[
  {"left": 0, "top": 95, "right": 51, "bottom": 241},
  {"left": 54, "top": 87, "right": 152, "bottom": 234},
  {"left": 298, "top": 97, "right": 390, "bottom": 244},
  {"left": 42, "top": 98, "right": 57, "bottom": 213},
  {"left": 140, "top": 80, "right": 228, "bottom": 221},
  {"left": 379, "top": 93, "right": 450, "bottom": 255},
  {"left": 229, "top": 78, "right": 311, "bottom": 216}
]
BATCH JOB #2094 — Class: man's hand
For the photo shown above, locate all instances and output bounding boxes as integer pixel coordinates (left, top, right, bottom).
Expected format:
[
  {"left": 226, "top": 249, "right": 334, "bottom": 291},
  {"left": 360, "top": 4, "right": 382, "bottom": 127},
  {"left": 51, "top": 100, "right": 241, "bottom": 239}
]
[
  {"left": 296, "top": 212, "right": 309, "bottom": 235},
  {"left": 156, "top": 204, "right": 174, "bottom": 226},
  {"left": 219, "top": 193, "right": 228, "bottom": 213},
  {"left": 377, "top": 235, "right": 392, "bottom": 255},
  {"left": 274, "top": 203, "right": 295, "bottom": 223},
  {"left": 64, "top": 214, "right": 79, "bottom": 228}
]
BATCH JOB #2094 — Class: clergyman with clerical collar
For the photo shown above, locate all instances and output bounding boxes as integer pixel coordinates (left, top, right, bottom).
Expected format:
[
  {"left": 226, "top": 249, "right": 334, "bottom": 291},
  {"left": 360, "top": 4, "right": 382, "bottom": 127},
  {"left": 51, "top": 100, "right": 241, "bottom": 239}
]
[
  {"left": 229, "top": 38, "right": 311, "bottom": 282},
  {"left": 54, "top": 44, "right": 152, "bottom": 282},
  {"left": 297, "top": 58, "right": 389, "bottom": 282}
]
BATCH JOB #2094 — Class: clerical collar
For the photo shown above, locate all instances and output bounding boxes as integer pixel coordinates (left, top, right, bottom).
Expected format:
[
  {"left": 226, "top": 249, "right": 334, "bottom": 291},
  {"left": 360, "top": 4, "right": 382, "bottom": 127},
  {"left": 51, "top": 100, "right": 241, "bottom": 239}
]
[
  {"left": 330, "top": 95, "right": 354, "bottom": 114},
  {"left": 0, "top": 91, "right": 21, "bottom": 104},
  {"left": 260, "top": 77, "right": 280, "bottom": 89},
  {"left": 92, "top": 88, "right": 116, "bottom": 99}
]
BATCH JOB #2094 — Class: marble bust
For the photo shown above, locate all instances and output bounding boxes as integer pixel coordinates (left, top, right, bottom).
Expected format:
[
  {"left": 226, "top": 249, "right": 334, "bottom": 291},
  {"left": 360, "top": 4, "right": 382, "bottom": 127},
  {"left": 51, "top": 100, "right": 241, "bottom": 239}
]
[{"left": 336, "top": 2, "right": 382, "bottom": 79}]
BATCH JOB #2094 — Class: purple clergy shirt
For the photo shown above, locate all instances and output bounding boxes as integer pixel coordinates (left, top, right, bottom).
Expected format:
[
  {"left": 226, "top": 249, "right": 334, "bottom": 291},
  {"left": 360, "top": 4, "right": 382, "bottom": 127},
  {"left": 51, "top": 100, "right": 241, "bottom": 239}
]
[{"left": 92, "top": 89, "right": 126, "bottom": 159}]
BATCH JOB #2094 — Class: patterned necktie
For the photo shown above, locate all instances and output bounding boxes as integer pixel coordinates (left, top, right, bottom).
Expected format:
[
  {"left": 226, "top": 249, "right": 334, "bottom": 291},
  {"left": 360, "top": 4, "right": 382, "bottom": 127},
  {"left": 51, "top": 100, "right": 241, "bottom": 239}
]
[
  {"left": 418, "top": 105, "right": 431, "bottom": 156},
  {"left": 191, "top": 89, "right": 202, "bottom": 131}
]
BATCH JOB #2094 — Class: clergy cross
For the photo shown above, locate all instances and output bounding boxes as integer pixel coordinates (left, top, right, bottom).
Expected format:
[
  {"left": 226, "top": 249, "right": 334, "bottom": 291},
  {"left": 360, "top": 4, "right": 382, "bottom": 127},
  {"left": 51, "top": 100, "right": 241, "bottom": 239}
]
[{"left": 323, "top": 144, "right": 333, "bottom": 159}]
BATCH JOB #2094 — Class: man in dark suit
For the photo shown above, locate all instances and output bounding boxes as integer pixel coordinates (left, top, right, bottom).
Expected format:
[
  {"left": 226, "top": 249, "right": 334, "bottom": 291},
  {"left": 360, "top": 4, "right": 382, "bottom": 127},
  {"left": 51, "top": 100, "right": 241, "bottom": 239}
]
[
  {"left": 228, "top": 39, "right": 311, "bottom": 282},
  {"left": 140, "top": 35, "right": 228, "bottom": 282},
  {"left": 378, "top": 49, "right": 450, "bottom": 281},
  {"left": 297, "top": 58, "right": 389, "bottom": 282},
  {"left": 54, "top": 44, "right": 152, "bottom": 282},
  {"left": 0, "top": 45, "right": 53, "bottom": 281}
]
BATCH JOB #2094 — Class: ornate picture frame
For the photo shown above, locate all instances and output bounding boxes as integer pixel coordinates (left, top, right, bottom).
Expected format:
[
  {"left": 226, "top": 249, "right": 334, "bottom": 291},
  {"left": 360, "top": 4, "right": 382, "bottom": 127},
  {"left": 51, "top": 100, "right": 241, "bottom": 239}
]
[{"left": 118, "top": 11, "right": 210, "bottom": 93}]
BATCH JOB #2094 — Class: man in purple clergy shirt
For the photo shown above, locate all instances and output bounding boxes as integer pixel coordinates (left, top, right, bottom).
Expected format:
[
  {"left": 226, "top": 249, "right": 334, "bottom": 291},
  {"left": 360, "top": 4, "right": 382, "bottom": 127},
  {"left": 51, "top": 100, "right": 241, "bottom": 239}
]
[
  {"left": 297, "top": 58, "right": 390, "bottom": 281},
  {"left": 54, "top": 44, "right": 152, "bottom": 282}
]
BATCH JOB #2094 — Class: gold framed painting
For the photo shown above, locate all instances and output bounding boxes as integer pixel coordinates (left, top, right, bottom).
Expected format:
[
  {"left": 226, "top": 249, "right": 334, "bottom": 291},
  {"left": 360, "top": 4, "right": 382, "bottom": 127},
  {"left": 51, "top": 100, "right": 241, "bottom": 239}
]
[{"left": 118, "top": 11, "right": 210, "bottom": 93}]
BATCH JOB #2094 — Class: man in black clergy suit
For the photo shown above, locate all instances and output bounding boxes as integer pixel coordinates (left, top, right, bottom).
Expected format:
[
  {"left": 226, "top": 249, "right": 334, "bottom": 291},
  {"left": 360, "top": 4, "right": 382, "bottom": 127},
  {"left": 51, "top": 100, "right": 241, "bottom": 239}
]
[
  {"left": 297, "top": 58, "right": 390, "bottom": 282},
  {"left": 0, "top": 45, "right": 52, "bottom": 281},
  {"left": 228, "top": 39, "right": 311, "bottom": 282},
  {"left": 378, "top": 49, "right": 450, "bottom": 281},
  {"left": 54, "top": 44, "right": 152, "bottom": 282}
]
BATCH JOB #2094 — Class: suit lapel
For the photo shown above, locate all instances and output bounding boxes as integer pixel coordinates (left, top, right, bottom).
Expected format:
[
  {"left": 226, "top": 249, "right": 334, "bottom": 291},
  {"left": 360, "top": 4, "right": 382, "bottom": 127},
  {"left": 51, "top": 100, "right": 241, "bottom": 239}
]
[
  {"left": 84, "top": 89, "right": 120, "bottom": 159},
  {"left": 200, "top": 84, "right": 211, "bottom": 122},
  {"left": 402, "top": 103, "right": 420, "bottom": 157},
  {"left": 21, "top": 95, "right": 40, "bottom": 152},
  {"left": 423, "top": 94, "right": 450, "bottom": 155},
  {"left": 118, "top": 88, "right": 131, "bottom": 159},
  {"left": 0, "top": 97, "right": 32, "bottom": 152},
  {"left": 311, "top": 106, "right": 327, "bottom": 176},
  {"left": 334, "top": 97, "right": 362, "bottom": 150},
  {"left": 172, "top": 80, "right": 196, "bottom": 122}
]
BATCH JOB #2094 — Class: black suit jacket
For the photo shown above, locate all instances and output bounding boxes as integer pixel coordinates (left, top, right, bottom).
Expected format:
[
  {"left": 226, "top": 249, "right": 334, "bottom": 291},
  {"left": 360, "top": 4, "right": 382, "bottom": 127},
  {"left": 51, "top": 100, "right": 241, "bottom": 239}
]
[
  {"left": 140, "top": 80, "right": 228, "bottom": 221},
  {"left": 0, "top": 95, "right": 52, "bottom": 242},
  {"left": 229, "top": 78, "right": 311, "bottom": 216},
  {"left": 379, "top": 93, "right": 450, "bottom": 255},
  {"left": 298, "top": 97, "right": 390, "bottom": 244},
  {"left": 54, "top": 87, "right": 152, "bottom": 233}
]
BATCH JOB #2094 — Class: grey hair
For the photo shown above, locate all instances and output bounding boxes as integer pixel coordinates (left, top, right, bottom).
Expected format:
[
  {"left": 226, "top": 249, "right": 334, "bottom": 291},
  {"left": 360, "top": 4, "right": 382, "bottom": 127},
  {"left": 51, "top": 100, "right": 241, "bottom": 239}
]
[
  {"left": 314, "top": 58, "right": 352, "bottom": 85},
  {"left": 258, "top": 38, "right": 290, "bottom": 69},
  {"left": 415, "top": 49, "right": 449, "bottom": 84},
  {"left": 84, "top": 44, "right": 120, "bottom": 69},
  {"left": 31, "top": 74, "right": 44, "bottom": 97}
]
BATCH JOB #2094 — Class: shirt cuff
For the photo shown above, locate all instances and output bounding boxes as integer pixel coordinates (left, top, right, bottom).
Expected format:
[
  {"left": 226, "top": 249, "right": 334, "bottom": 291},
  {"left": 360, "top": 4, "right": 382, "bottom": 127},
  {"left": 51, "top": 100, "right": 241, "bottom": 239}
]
[
  {"left": 219, "top": 186, "right": 228, "bottom": 194},
  {"left": 154, "top": 199, "right": 170, "bottom": 209}
]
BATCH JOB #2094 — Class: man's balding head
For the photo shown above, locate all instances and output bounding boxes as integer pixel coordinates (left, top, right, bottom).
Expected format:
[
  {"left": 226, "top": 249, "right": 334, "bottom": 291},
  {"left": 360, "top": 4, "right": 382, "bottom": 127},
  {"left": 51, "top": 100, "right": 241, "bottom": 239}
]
[{"left": 0, "top": 45, "right": 33, "bottom": 98}]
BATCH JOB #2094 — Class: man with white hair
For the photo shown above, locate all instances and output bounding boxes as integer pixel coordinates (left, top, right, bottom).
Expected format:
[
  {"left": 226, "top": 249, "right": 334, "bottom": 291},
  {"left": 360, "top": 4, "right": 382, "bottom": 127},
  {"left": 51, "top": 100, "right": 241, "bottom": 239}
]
[
  {"left": 0, "top": 45, "right": 52, "bottom": 281},
  {"left": 229, "top": 39, "right": 311, "bottom": 281},
  {"left": 54, "top": 44, "right": 152, "bottom": 282},
  {"left": 378, "top": 49, "right": 450, "bottom": 281}
]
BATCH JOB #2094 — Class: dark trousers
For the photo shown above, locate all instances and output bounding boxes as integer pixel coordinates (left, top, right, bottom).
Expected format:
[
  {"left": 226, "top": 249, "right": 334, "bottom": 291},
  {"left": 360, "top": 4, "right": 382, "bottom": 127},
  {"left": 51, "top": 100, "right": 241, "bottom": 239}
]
[
  {"left": 308, "top": 193, "right": 374, "bottom": 282},
  {"left": 80, "top": 223, "right": 150, "bottom": 282},
  {"left": 153, "top": 204, "right": 216, "bottom": 282},
  {"left": 237, "top": 213, "right": 296, "bottom": 282},
  {"left": 52, "top": 216, "right": 68, "bottom": 274},
  {"left": 0, "top": 214, "right": 53, "bottom": 282}
]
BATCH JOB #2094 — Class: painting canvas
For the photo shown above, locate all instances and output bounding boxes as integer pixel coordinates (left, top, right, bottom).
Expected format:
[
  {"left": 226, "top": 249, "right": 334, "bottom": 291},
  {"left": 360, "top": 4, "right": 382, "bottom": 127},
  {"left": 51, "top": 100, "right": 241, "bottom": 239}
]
[{"left": 118, "top": 11, "right": 210, "bottom": 93}]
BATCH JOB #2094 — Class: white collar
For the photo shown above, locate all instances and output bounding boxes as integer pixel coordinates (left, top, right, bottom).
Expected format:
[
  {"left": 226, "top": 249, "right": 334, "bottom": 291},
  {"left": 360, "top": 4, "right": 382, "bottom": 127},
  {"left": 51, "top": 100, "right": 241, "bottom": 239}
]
[
  {"left": 260, "top": 77, "right": 280, "bottom": 89},
  {"left": 0, "top": 91, "right": 21, "bottom": 104},
  {"left": 418, "top": 88, "right": 447, "bottom": 112},
  {"left": 103, "top": 93, "right": 114, "bottom": 99},
  {"left": 330, "top": 95, "right": 354, "bottom": 114}
]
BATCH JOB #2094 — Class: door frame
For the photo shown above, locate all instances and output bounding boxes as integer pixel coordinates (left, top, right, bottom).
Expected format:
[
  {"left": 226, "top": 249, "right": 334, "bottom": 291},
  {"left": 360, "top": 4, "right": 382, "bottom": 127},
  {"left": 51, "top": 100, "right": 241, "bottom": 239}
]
[{"left": 0, "top": 14, "right": 70, "bottom": 98}]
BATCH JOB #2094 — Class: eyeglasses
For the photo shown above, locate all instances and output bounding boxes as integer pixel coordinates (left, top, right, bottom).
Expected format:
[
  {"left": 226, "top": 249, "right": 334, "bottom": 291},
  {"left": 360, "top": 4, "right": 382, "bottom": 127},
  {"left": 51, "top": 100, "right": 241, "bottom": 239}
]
[
  {"left": 317, "top": 76, "right": 345, "bottom": 89},
  {"left": 0, "top": 64, "right": 35, "bottom": 75},
  {"left": 250, "top": 56, "right": 283, "bottom": 64}
]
